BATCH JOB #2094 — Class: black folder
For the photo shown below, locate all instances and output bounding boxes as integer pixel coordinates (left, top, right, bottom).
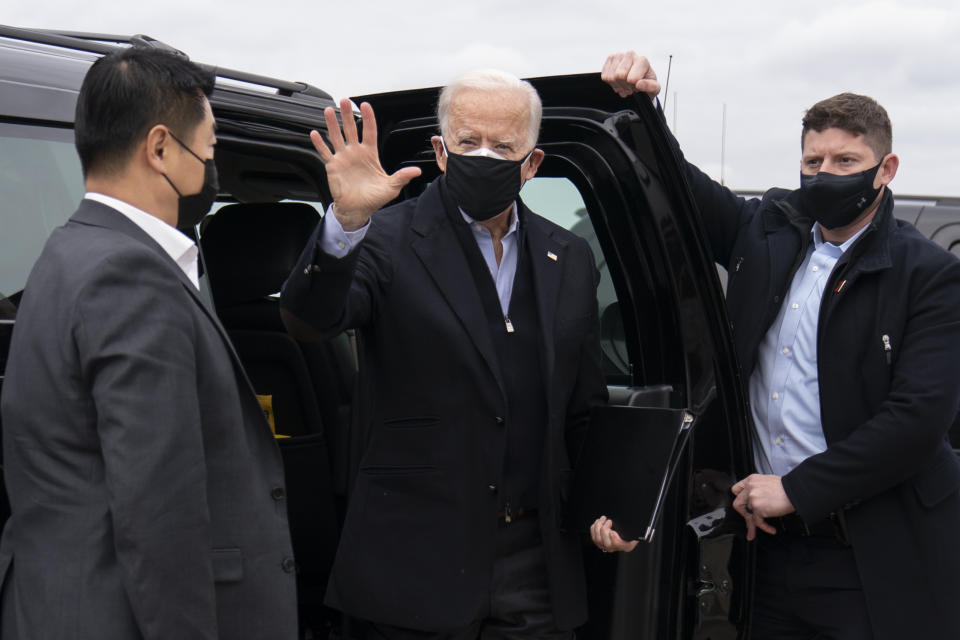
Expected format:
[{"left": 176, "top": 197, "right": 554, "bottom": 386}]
[{"left": 565, "top": 405, "right": 694, "bottom": 542}]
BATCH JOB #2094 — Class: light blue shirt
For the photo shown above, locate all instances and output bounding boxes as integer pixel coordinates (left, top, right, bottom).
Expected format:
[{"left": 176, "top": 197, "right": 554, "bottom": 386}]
[
  {"left": 749, "top": 223, "right": 869, "bottom": 476},
  {"left": 318, "top": 204, "right": 370, "bottom": 258},
  {"left": 459, "top": 206, "right": 519, "bottom": 314},
  {"left": 319, "top": 202, "right": 520, "bottom": 313}
]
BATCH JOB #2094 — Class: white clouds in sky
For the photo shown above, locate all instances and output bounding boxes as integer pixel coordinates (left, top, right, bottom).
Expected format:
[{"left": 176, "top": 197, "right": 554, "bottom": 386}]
[{"left": 4, "top": 0, "right": 959, "bottom": 194}]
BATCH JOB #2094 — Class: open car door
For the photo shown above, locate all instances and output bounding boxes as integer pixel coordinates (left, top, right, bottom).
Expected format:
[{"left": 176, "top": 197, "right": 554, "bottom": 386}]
[{"left": 357, "top": 73, "right": 755, "bottom": 640}]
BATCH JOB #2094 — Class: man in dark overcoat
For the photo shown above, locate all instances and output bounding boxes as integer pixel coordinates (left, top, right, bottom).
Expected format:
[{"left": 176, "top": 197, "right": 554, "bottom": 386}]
[
  {"left": 281, "top": 70, "right": 608, "bottom": 638},
  {"left": 596, "top": 51, "right": 960, "bottom": 639}
]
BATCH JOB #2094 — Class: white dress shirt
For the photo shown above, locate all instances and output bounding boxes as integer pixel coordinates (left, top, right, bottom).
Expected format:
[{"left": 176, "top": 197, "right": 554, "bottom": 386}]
[
  {"left": 749, "top": 223, "right": 870, "bottom": 476},
  {"left": 84, "top": 192, "right": 200, "bottom": 290}
]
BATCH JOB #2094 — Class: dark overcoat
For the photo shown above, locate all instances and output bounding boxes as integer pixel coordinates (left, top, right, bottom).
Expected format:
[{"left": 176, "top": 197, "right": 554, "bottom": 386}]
[
  {"left": 280, "top": 178, "right": 607, "bottom": 632},
  {"left": 681, "top": 156, "right": 960, "bottom": 639}
]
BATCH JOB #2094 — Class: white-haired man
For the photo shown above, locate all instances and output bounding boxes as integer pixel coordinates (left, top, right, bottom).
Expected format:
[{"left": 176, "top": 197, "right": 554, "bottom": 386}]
[{"left": 281, "top": 70, "right": 608, "bottom": 638}]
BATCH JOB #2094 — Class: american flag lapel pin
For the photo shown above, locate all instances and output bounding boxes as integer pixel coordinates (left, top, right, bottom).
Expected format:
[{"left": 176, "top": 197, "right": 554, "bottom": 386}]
[{"left": 547, "top": 251, "right": 558, "bottom": 262}]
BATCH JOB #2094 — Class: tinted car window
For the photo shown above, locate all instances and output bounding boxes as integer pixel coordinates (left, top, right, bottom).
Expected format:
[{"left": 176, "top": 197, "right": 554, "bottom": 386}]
[
  {"left": 520, "top": 176, "right": 628, "bottom": 380},
  {"left": 0, "top": 123, "right": 82, "bottom": 298}
]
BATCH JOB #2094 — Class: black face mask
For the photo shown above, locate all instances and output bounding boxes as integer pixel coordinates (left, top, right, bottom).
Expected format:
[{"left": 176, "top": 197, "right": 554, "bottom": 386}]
[
  {"left": 798, "top": 161, "right": 883, "bottom": 230},
  {"left": 163, "top": 132, "right": 219, "bottom": 232},
  {"left": 442, "top": 139, "right": 532, "bottom": 221}
]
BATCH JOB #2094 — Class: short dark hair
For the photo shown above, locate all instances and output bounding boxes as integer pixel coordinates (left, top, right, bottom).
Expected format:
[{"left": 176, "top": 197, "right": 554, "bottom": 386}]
[
  {"left": 801, "top": 92, "right": 892, "bottom": 161},
  {"left": 74, "top": 46, "right": 215, "bottom": 177}
]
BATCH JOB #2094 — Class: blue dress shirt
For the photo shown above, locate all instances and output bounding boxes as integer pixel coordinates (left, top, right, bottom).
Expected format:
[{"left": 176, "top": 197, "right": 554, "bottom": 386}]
[
  {"left": 319, "top": 202, "right": 519, "bottom": 313},
  {"left": 749, "top": 223, "right": 869, "bottom": 476},
  {"left": 458, "top": 207, "right": 519, "bottom": 314}
]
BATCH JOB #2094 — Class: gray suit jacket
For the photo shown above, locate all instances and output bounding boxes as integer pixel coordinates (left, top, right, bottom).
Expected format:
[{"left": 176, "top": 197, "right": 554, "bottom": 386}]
[{"left": 0, "top": 199, "right": 297, "bottom": 639}]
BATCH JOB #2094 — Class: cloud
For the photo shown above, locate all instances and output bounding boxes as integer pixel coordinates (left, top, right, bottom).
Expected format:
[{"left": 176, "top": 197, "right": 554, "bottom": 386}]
[{"left": 3, "top": 0, "right": 959, "bottom": 194}]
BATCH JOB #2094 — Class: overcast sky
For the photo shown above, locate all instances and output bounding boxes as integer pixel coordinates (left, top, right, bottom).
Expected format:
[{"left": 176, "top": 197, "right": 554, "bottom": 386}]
[{"left": 5, "top": 0, "right": 959, "bottom": 196}]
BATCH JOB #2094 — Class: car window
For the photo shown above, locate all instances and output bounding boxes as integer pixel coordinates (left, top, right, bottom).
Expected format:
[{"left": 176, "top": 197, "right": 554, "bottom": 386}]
[
  {"left": 201, "top": 198, "right": 324, "bottom": 299},
  {"left": 0, "top": 123, "right": 83, "bottom": 300},
  {"left": 208, "top": 199, "right": 324, "bottom": 217},
  {"left": 520, "top": 177, "right": 628, "bottom": 381}
]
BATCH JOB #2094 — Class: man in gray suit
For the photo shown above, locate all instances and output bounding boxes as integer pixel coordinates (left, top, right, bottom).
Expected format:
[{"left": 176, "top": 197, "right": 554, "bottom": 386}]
[{"left": 0, "top": 47, "right": 297, "bottom": 639}]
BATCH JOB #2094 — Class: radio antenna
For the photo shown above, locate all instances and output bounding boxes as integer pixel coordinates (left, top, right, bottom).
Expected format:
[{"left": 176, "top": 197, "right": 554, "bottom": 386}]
[{"left": 661, "top": 54, "right": 673, "bottom": 110}]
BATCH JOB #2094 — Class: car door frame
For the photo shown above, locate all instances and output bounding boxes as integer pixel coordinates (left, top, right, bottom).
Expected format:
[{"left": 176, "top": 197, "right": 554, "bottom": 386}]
[{"left": 356, "top": 73, "right": 756, "bottom": 640}]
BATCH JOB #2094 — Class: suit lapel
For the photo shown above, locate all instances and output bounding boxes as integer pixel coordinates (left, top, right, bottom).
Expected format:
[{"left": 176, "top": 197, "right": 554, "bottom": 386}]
[
  {"left": 409, "top": 183, "right": 506, "bottom": 397},
  {"left": 70, "top": 200, "right": 260, "bottom": 400},
  {"left": 765, "top": 228, "right": 795, "bottom": 301},
  {"left": 523, "top": 207, "right": 568, "bottom": 383},
  {"left": 765, "top": 198, "right": 812, "bottom": 308}
]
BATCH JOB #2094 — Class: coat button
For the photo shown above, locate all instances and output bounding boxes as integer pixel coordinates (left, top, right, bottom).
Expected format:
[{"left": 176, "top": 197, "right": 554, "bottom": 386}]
[
  {"left": 494, "top": 416, "right": 505, "bottom": 426},
  {"left": 282, "top": 557, "right": 296, "bottom": 573},
  {"left": 271, "top": 487, "right": 286, "bottom": 500},
  {"left": 488, "top": 484, "right": 498, "bottom": 494}
]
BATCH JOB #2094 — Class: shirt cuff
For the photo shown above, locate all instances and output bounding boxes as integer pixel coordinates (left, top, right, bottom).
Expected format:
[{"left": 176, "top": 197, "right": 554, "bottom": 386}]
[{"left": 318, "top": 204, "right": 370, "bottom": 258}]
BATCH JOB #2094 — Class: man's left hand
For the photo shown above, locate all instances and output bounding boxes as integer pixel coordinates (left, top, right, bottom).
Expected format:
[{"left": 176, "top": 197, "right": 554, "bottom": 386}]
[
  {"left": 590, "top": 516, "right": 639, "bottom": 553},
  {"left": 731, "top": 474, "right": 795, "bottom": 541}
]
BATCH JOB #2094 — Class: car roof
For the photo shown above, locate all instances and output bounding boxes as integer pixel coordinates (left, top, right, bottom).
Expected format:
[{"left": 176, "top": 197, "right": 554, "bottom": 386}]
[{"left": 0, "top": 25, "right": 338, "bottom": 124}]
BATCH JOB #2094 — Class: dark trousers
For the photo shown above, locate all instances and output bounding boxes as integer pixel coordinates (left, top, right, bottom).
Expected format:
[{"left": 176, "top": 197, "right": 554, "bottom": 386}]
[
  {"left": 364, "top": 515, "right": 571, "bottom": 640},
  {"left": 751, "top": 532, "right": 872, "bottom": 640}
]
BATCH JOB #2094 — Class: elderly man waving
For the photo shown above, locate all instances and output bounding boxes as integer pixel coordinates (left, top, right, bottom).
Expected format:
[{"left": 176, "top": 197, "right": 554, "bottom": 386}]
[{"left": 281, "top": 70, "right": 608, "bottom": 639}]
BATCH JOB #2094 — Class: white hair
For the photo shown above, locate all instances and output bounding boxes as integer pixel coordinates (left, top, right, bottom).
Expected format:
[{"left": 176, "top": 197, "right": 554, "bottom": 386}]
[{"left": 437, "top": 69, "right": 542, "bottom": 149}]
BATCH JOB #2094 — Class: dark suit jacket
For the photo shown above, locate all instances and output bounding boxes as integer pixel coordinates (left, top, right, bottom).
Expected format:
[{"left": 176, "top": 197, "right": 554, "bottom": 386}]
[
  {"left": 0, "top": 199, "right": 298, "bottom": 639},
  {"left": 280, "top": 178, "right": 607, "bottom": 631},
  {"left": 678, "top": 148, "right": 960, "bottom": 639}
]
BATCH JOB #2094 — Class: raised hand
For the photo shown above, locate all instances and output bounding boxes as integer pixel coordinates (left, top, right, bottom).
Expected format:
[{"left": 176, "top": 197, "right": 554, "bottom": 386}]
[
  {"left": 601, "top": 51, "right": 661, "bottom": 99},
  {"left": 310, "top": 98, "right": 422, "bottom": 231}
]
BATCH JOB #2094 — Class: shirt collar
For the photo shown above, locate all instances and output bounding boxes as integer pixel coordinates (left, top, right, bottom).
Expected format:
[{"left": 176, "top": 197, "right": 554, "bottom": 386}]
[
  {"left": 811, "top": 222, "right": 871, "bottom": 255},
  {"left": 459, "top": 203, "right": 519, "bottom": 237},
  {"left": 84, "top": 192, "right": 199, "bottom": 287}
]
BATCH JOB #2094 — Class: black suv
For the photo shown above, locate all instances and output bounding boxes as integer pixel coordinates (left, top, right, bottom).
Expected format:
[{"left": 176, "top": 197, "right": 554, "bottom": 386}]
[{"left": 1, "top": 25, "right": 957, "bottom": 640}]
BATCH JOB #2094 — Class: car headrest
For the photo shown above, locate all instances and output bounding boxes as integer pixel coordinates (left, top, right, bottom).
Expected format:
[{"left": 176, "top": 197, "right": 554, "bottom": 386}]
[{"left": 201, "top": 202, "right": 320, "bottom": 307}]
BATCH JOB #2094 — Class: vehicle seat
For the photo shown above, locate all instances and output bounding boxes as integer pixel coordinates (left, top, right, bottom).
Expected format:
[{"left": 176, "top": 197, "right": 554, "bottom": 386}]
[
  {"left": 203, "top": 203, "right": 356, "bottom": 479},
  {"left": 200, "top": 201, "right": 348, "bottom": 635}
]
